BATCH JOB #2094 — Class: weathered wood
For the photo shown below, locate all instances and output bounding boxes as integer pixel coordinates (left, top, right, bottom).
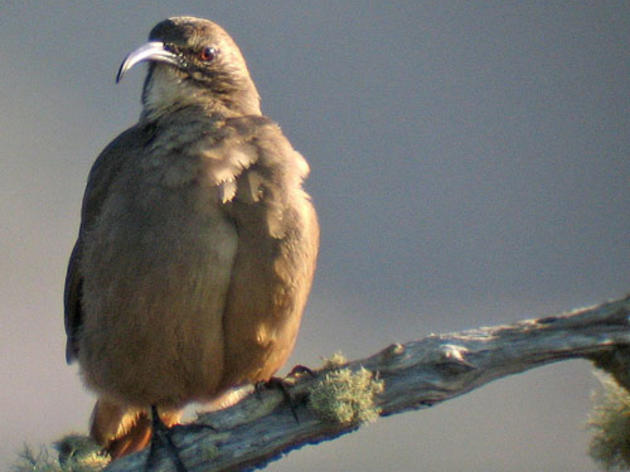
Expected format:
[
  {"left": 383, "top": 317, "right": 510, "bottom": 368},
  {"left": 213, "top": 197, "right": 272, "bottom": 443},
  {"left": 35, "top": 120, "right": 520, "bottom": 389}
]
[{"left": 105, "top": 294, "right": 630, "bottom": 472}]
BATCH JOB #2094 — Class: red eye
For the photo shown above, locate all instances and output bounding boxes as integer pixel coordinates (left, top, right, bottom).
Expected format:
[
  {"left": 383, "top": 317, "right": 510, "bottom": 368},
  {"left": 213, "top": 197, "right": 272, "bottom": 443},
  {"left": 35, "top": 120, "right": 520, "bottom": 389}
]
[{"left": 200, "top": 46, "right": 218, "bottom": 62}]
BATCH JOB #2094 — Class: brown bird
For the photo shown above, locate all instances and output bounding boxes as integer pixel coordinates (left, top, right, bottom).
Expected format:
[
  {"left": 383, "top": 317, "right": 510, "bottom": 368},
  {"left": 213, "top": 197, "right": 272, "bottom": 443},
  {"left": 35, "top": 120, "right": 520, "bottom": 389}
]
[{"left": 64, "top": 16, "right": 319, "bottom": 462}]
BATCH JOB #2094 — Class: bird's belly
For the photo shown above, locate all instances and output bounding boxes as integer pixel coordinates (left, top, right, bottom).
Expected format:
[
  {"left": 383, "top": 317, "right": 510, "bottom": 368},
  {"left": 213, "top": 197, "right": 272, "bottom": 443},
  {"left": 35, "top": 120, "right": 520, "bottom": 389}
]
[{"left": 78, "top": 184, "right": 237, "bottom": 407}]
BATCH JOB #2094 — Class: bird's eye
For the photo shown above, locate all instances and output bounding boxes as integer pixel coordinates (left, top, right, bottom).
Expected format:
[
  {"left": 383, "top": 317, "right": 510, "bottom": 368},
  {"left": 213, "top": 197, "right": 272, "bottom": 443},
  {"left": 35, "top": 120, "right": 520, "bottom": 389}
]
[{"left": 200, "top": 46, "right": 218, "bottom": 62}]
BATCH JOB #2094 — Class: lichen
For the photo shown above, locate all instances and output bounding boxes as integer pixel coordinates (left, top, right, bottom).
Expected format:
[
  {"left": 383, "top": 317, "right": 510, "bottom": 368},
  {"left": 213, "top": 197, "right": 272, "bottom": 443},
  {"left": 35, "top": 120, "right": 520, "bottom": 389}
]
[
  {"left": 588, "top": 371, "right": 630, "bottom": 471},
  {"left": 11, "top": 436, "right": 109, "bottom": 472},
  {"left": 308, "top": 366, "right": 384, "bottom": 425},
  {"left": 321, "top": 351, "right": 348, "bottom": 369}
]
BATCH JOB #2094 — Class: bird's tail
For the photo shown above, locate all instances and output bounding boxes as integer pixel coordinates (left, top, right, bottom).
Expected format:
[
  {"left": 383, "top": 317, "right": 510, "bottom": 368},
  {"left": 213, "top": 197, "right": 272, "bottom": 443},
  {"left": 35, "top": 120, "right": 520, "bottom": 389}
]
[{"left": 90, "top": 398, "right": 181, "bottom": 459}]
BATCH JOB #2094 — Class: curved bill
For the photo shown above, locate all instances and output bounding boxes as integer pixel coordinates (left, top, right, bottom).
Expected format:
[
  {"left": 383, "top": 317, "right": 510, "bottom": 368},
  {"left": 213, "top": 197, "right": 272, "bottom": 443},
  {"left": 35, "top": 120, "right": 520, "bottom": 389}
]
[{"left": 116, "top": 41, "right": 180, "bottom": 83}]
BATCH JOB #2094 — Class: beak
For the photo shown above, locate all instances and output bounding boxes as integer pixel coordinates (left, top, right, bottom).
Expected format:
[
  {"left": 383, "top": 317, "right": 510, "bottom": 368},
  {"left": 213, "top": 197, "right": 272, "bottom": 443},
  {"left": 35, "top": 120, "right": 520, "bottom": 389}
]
[{"left": 116, "top": 41, "right": 180, "bottom": 83}]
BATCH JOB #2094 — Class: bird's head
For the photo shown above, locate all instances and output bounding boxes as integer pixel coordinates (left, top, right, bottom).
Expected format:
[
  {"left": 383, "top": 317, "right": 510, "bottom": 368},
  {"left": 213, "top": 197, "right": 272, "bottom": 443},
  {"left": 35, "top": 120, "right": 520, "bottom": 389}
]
[{"left": 117, "top": 16, "right": 261, "bottom": 120}]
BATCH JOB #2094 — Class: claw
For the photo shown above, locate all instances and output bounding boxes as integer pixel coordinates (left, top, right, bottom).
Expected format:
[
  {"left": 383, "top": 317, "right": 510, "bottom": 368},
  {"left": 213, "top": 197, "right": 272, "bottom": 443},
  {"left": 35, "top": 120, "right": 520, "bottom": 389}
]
[{"left": 287, "top": 364, "right": 316, "bottom": 378}]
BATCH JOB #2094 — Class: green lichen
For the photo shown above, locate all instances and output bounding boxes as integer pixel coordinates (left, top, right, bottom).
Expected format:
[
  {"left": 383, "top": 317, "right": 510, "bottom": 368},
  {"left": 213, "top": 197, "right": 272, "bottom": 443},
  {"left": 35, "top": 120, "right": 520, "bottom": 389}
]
[
  {"left": 12, "top": 436, "right": 109, "bottom": 472},
  {"left": 308, "top": 366, "right": 384, "bottom": 425},
  {"left": 11, "top": 445, "right": 62, "bottom": 472},
  {"left": 588, "top": 372, "right": 630, "bottom": 471},
  {"left": 321, "top": 351, "right": 348, "bottom": 369}
]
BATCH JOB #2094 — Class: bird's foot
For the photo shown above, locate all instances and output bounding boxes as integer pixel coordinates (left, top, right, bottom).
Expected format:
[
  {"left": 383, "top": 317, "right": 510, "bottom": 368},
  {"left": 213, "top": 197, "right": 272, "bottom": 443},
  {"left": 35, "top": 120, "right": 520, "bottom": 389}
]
[
  {"left": 286, "top": 364, "right": 316, "bottom": 378},
  {"left": 145, "top": 406, "right": 187, "bottom": 472},
  {"left": 255, "top": 377, "right": 300, "bottom": 422},
  {"left": 255, "top": 366, "right": 316, "bottom": 423}
]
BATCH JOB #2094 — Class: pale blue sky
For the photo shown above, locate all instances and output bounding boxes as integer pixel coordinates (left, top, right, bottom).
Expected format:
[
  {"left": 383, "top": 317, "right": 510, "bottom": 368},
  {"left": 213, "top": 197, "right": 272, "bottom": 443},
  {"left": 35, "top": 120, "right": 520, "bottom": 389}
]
[{"left": 1, "top": 2, "right": 629, "bottom": 470}]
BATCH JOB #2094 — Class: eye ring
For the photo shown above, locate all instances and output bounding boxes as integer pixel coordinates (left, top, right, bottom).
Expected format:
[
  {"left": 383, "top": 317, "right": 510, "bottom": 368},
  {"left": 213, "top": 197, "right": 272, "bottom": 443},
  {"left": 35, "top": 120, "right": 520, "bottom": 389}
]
[{"left": 200, "top": 46, "right": 218, "bottom": 62}]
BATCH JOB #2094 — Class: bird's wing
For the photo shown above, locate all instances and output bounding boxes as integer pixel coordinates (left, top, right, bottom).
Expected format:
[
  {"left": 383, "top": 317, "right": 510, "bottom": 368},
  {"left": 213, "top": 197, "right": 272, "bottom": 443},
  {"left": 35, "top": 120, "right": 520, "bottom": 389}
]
[
  {"left": 193, "top": 115, "right": 273, "bottom": 203},
  {"left": 64, "top": 125, "right": 148, "bottom": 363},
  {"left": 219, "top": 116, "right": 319, "bottom": 387},
  {"left": 63, "top": 241, "right": 83, "bottom": 363}
]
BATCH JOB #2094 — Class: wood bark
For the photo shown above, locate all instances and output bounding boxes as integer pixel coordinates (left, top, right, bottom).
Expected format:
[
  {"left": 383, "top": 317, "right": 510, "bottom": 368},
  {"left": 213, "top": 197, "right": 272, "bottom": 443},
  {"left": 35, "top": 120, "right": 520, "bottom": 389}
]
[{"left": 104, "top": 294, "right": 630, "bottom": 472}]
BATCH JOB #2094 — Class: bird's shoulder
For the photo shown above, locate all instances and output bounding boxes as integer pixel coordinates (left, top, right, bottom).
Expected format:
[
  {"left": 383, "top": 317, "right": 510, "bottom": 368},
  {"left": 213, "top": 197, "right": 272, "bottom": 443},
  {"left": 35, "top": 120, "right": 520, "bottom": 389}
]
[
  {"left": 223, "top": 114, "right": 311, "bottom": 185},
  {"left": 183, "top": 113, "right": 310, "bottom": 199},
  {"left": 208, "top": 115, "right": 314, "bottom": 240}
]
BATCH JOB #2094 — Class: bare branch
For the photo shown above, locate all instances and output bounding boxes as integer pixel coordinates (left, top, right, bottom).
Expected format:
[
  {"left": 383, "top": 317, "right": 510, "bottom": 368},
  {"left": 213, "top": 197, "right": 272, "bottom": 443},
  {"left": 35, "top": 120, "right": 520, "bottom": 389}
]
[{"left": 104, "top": 293, "right": 630, "bottom": 472}]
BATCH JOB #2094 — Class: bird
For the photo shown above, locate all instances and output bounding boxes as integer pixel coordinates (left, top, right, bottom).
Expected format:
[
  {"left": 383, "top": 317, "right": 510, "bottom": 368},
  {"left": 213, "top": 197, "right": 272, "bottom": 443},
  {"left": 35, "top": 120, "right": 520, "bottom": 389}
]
[{"left": 64, "top": 16, "right": 319, "bottom": 462}]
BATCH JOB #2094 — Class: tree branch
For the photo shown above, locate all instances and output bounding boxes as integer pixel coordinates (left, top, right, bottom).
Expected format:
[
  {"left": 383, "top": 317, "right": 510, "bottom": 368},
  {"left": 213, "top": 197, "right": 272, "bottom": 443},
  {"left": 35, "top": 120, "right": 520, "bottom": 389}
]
[{"left": 104, "top": 293, "right": 630, "bottom": 472}]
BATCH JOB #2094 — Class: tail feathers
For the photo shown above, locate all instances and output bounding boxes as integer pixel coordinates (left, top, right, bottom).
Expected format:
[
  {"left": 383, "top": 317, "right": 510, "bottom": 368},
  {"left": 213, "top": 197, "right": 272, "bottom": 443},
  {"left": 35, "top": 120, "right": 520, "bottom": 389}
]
[
  {"left": 90, "top": 398, "right": 181, "bottom": 460},
  {"left": 106, "top": 414, "right": 152, "bottom": 459}
]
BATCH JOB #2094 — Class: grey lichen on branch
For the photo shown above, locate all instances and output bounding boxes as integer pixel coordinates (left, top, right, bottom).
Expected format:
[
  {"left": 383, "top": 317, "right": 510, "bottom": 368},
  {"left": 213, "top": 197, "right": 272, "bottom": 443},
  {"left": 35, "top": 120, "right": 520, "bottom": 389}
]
[
  {"left": 588, "top": 371, "right": 630, "bottom": 471},
  {"left": 308, "top": 365, "right": 384, "bottom": 424},
  {"left": 15, "top": 293, "right": 630, "bottom": 472}
]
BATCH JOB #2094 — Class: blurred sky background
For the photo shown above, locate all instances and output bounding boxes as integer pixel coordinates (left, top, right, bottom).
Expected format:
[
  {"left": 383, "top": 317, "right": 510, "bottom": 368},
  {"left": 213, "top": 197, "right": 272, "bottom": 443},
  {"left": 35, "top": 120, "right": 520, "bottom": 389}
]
[{"left": 1, "top": 1, "right": 629, "bottom": 471}]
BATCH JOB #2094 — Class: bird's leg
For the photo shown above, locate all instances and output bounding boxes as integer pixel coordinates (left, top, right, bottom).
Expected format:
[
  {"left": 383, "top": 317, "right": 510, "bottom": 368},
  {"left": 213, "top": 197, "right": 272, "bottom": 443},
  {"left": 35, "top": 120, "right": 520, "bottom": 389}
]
[
  {"left": 255, "top": 365, "right": 317, "bottom": 422},
  {"left": 145, "top": 405, "right": 187, "bottom": 472},
  {"left": 254, "top": 373, "right": 310, "bottom": 423},
  {"left": 255, "top": 377, "right": 299, "bottom": 422}
]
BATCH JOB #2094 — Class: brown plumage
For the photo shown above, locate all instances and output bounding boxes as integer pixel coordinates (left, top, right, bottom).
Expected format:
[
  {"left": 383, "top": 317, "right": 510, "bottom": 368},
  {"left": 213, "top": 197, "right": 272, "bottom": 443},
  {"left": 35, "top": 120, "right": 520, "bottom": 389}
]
[{"left": 64, "top": 16, "right": 319, "bottom": 459}]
